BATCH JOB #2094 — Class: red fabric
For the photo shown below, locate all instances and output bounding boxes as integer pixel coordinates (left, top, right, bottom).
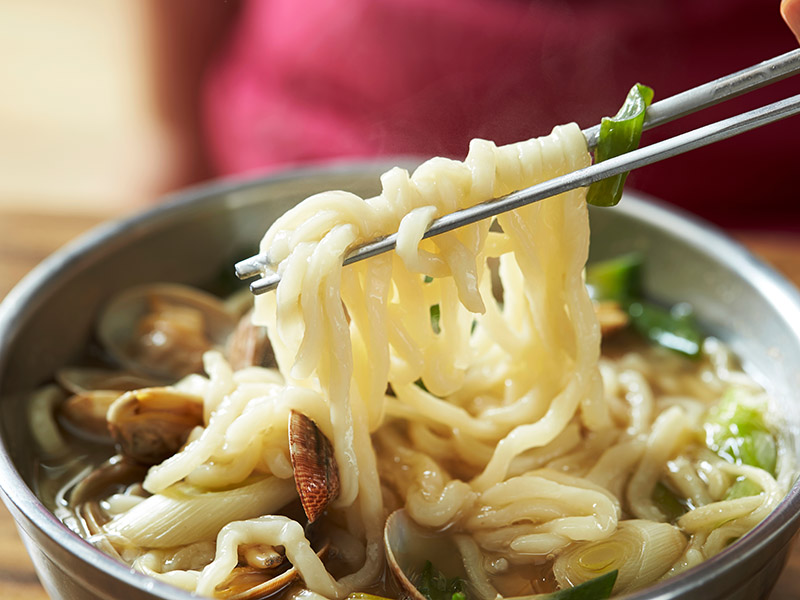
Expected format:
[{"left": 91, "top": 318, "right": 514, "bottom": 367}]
[{"left": 203, "top": 0, "right": 800, "bottom": 230}]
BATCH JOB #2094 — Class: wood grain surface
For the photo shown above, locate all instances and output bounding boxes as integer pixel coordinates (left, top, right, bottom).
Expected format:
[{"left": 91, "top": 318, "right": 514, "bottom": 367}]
[{"left": 0, "top": 208, "right": 798, "bottom": 599}]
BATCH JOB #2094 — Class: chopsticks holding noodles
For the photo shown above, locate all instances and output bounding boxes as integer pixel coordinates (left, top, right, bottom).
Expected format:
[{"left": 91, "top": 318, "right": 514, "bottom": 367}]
[{"left": 236, "top": 48, "right": 800, "bottom": 295}]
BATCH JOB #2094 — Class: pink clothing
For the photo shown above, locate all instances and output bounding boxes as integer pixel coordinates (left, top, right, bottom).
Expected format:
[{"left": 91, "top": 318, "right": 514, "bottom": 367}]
[{"left": 204, "top": 0, "right": 800, "bottom": 229}]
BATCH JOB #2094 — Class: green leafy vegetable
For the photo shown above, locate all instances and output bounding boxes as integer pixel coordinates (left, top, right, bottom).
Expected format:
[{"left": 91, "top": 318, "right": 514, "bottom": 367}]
[
  {"left": 585, "top": 253, "right": 643, "bottom": 303},
  {"left": 627, "top": 301, "right": 703, "bottom": 359},
  {"left": 587, "top": 83, "right": 654, "bottom": 207},
  {"left": 540, "top": 569, "right": 618, "bottom": 599},
  {"left": 705, "top": 389, "right": 777, "bottom": 475},
  {"left": 416, "top": 561, "right": 468, "bottom": 600}
]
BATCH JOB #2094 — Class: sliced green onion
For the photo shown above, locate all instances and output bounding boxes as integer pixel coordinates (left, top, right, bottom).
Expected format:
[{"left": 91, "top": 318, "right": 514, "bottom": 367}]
[
  {"left": 586, "top": 253, "right": 643, "bottom": 303},
  {"left": 416, "top": 561, "right": 468, "bottom": 600},
  {"left": 587, "top": 83, "right": 654, "bottom": 207},
  {"left": 725, "top": 477, "right": 763, "bottom": 500},
  {"left": 541, "top": 570, "right": 618, "bottom": 599},
  {"left": 430, "top": 304, "right": 441, "bottom": 334},
  {"left": 627, "top": 301, "right": 703, "bottom": 359},
  {"left": 652, "top": 481, "right": 688, "bottom": 522},
  {"left": 586, "top": 254, "right": 706, "bottom": 356},
  {"left": 705, "top": 389, "right": 777, "bottom": 475}
]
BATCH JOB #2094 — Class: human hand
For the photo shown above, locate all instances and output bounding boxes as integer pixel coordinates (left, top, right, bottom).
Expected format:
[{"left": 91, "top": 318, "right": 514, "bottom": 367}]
[{"left": 781, "top": 0, "right": 800, "bottom": 41}]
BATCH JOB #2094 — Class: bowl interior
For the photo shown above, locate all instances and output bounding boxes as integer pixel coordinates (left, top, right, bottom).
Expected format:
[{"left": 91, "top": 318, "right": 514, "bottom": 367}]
[{"left": 1, "top": 162, "right": 800, "bottom": 599}]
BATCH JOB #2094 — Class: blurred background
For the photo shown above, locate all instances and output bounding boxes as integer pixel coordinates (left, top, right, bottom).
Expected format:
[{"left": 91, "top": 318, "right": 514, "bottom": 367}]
[
  {"left": 0, "top": 0, "right": 798, "bottom": 225},
  {"left": 0, "top": 0, "right": 235, "bottom": 216}
]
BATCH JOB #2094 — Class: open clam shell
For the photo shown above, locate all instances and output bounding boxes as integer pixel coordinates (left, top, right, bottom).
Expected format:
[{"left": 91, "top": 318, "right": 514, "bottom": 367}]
[
  {"left": 56, "top": 367, "right": 164, "bottom": 395},
  {"left": 384, "top": 509, "right": 470, "bottom": 600},
  {"left": 58, "top": 390, "right": 121, "bottom": 443},
  {"left": 55, "top": 368, "right": 166, "bottom": 443},
  {"left": 227, "top": 309, "right": 275, "bottom": 370},
  {"left": 69, "top": 455, "right": 148, "bottom": 509},
  {"left": 107, "top": 387, "right": 204, "bottom": 465},
  {"left": 96, "top": 283, "right": 236, "bottom": 380},
  {"left": 66, "top": 455, "right": 148, "bottom": 558},
  {"left": 216, "top": 541, "right": 329, "bottom": 600}
]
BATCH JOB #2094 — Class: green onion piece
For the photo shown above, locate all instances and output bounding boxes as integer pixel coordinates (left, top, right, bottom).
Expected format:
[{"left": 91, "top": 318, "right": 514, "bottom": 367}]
[
  {"left": 705, "top": 389, "right": 777, "bottom": 475},
  {"left": 541, "top": 569, "right": 618, "bottom": 600},
  {"left": 586, "top": 253, "right": 707, "bottom": 357},
  {"left": 587, "top": 83, "right": 654, "bottom": 207},
  {"left": 585, "top": 253, "right": 643, "bottom": 302},
  {"left": 416, "top": 561, "right": 468, "bottom": 600},
  {"left": 725, "top": 477, "right": 763, "bottom": 500},
  {"left": 652, "top": 481, "right": 688, "bottom": 522},
  {"left": 627, "top": 301, "right": 703, "bottom": 358},
  {"left": 430, "top": 304, "right": 441, "bottom": 334}
]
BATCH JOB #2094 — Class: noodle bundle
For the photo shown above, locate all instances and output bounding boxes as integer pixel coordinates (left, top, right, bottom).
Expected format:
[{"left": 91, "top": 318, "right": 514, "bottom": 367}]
[{"left": 39, "top": 123, "right": 790, "bottom": 599}]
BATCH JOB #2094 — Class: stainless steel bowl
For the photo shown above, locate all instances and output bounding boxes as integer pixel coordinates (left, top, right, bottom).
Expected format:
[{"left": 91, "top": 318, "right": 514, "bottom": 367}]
[{"left": 1, "top": 162, "right": 799, "bottom": 600}]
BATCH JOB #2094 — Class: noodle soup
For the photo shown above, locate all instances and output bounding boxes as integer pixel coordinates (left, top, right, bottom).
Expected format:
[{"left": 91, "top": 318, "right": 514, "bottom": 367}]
[{"left": 28, "top": 125, "right": 792, "bottom": 600}]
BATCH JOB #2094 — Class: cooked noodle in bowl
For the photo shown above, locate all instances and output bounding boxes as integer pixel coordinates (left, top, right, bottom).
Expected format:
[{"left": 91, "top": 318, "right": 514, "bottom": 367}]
[{"left": 29, "top": 123, "right": 793, "bottom": 599}]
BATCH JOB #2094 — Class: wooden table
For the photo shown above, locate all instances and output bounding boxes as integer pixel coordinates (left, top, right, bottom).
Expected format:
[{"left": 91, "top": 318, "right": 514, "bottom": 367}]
[{"left": 0, "top": 208, "right": 798, "bottom": 598}]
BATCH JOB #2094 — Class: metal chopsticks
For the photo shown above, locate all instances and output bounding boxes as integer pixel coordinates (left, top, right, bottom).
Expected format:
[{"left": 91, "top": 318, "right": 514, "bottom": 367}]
[
  {"left": 582, "top": 47, "right": 800, "bottom": 148},
  {"left": 237, "top": 48, "right": 800, "bottom": 295}
]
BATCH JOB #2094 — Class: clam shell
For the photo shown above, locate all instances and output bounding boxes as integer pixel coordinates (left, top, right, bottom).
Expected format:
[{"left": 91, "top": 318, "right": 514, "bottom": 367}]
[
  {"left": 69, "top": 455, "right": 148, "bottom": 509},
  {"left": 227, "top": 309, "right": 275, "bottom": 370},
  {"left": 216, "top": 541, "right": 329, "bottom": 600},
  {"left": 96, "top": 283, "right": 236, "bottom": 380},
  {"left": 288, "top": 411, "right": 340, "bottom": 523},
  {"left": 58, "top": 390, "right": 121, "bottom": 443},
  {"left": 56, "top": 367, "right": 163, "bottom": 395},
  {"left": 384, "top": 509, "right": 466, "bottom": 600},
  {"left": 107, "top": 387, "right": 204, "bottom": 465},
  {"left": 68, "top": 455, "right": 147, "bottom": 549},
  {"left": 55, "top": 368, "right": 165, "bottom": 443}
]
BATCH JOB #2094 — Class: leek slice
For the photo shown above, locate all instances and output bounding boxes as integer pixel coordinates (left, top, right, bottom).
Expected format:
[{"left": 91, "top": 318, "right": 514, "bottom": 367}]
[
  {"left": 587, "top": 83, "right": 654, "bottom": 207},
  {"left": 553, "top": 520, "right": 686, "bottom": 593},
  {"left": 105, "top": 476, "right": 296, "bottom": 548}
]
